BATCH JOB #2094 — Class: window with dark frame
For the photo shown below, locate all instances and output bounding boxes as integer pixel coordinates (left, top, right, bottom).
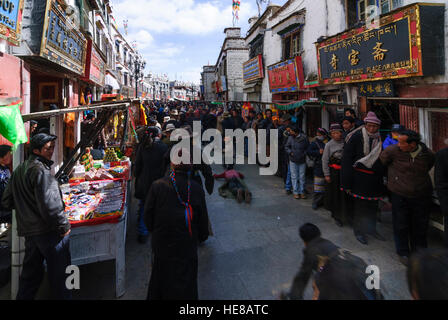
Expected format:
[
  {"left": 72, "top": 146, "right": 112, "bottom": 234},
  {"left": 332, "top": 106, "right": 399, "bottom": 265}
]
[{"left": 282, "top": 30, "right": 301, "bottom": 60}]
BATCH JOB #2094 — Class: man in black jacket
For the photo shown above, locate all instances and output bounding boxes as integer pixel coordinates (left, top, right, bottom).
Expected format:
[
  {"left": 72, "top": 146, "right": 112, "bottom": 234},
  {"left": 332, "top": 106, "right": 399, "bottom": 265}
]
[
  {"left": 135, "top": 127, "right": 169, "bottom": 244},
  {"left": 2, "top": 133, "right": 72, "bottom": 300},
  {"left": 435, "top": 145, "right": 448, "bottom": 248},
  {"left": 282, "top": 223, "right": 381, "bottom": 300}
]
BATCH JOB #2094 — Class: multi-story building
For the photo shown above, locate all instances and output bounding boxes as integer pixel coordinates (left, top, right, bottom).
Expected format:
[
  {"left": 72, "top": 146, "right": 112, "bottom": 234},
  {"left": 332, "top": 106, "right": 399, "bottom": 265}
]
[
  {"left": 213, "top": 27, "right": 249, "bottom": 102},
  {"left": 241, "top": 0, "right": 447, "bottom": 142},
  {"left": 201, "top": 65, "right": 216, "bottom": 101},
  {"left": 145, "top": 73, "right": 170, "bottom": 101}
]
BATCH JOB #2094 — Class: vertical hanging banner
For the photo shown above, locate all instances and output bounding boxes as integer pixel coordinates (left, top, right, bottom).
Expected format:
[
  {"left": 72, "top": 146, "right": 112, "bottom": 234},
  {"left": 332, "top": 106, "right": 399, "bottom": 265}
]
[{"left": 232, "top": 0, "right": 240, "bottom": 25}]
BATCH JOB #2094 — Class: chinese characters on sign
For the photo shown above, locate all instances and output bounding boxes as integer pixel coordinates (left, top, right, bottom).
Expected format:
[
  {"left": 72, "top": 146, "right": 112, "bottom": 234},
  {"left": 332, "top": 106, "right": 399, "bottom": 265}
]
[
  {"left": 318, "top": 18, "right": 408, "bottom": 81},
  {"left": 314, "top": 2, "right": 448, "bottom": 85},
  {"left": 349, "top": 50, "right": 360, "bottom": 66},
  {"left": 268, "top": 56, "right": 304, "bottom": 93},
  {"left": 372, "top": 42, "right": 388, "bottom": 61},
  {"left": 40, "top": 2, "right": 86, "bottom": 75},
  {"left": 358, "top": 80, "right": 394, "bottom": 97}
]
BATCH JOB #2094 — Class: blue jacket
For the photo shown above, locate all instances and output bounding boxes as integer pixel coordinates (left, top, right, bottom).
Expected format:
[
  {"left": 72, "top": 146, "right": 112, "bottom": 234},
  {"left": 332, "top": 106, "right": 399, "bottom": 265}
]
[{"left": 382, "top": 135, "right": 398, "bottom": 150}]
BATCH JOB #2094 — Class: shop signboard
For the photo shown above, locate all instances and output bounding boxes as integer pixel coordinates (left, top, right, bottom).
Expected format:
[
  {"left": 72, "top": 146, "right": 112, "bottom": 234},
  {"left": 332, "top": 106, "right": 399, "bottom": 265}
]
[
  {"left": 268, "top": 56, "right": 305, "bottom": 93},
  {"left": 82, "top": 39, "right": 106, "bottom": 86},
  {"left": 40, "top": 0, "right": 87, "bottom": 75},
  {"left": 243, "top": 54, "right": 264, "bottom": 83},
  {"left": 358, "top": 80, "right": 395, "bottom": 97},
  {"left": 316, "top": 3, "right": 445, "bottom": 85},
  {"left": 0, "top": 0, "right": 24, "bottom": 45}
]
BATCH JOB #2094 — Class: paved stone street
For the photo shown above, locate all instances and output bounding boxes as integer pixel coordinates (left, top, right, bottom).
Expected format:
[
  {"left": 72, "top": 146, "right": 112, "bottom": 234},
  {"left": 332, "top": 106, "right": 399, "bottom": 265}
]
[{"left": 1, "top": 163, "right": 445, "bottom": 300}]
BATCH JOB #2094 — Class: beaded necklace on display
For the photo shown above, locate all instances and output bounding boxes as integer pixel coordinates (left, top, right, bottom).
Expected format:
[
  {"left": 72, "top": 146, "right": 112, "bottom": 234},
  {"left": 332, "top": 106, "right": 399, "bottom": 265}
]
[{"left": 169, "top": 169, "right": 193, "bottom": 236}]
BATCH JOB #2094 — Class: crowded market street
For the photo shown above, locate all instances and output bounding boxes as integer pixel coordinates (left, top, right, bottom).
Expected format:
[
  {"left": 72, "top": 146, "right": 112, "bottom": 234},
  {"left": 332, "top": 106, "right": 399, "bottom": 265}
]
[
  {"left": 6, "top": 161, "right": 445, "bottom": 300},
  {"left": 1, "top": 0, "right": 448, "bottom": 304}
]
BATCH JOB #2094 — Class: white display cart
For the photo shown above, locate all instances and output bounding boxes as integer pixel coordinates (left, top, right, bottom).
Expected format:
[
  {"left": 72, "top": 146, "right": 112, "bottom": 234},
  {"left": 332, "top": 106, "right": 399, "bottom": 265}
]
[{"left": 69, "top": 181, "right": 130, "bottom": 298}]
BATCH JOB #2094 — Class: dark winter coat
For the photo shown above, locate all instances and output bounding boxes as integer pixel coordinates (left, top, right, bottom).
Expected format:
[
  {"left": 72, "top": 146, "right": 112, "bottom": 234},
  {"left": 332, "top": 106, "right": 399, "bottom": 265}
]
[
  {"left": 341, "top": 130, "right": 385, "bottom": 199},
  {"left": 1, "top": 154, "right": 70, "bottom": 237},
  {"left": 285, "top": 134, "right": 310, "bottom": 164},
  {"left": 134, "top": 140, "right": 169, "bottom": 200},
  {"left": 380, "top": 143, "right": 435, "bottom": 199},
  {"left": 435, "top": 148, "right": 448, "bottom": 215},
  {"left": 307, "top": 138, "right": 327, "bottom": 177},
  {"left": 144, "top": 171, "right": 210, "bottom": 300},
  {"left": 288, "top": 237, "right": 340, "bottom": 300},
  {"left": 201, "top": 113, "right": 217, "bottom": 131},
  {"left": 222, "top": 115, "right": 243, "bottom": 131}
]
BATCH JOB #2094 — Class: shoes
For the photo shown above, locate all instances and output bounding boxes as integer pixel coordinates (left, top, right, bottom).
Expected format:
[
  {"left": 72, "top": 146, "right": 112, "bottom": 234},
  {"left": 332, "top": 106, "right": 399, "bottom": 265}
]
[
  {"left": 300, "top": 194, "right": 307, "bottom": 199},
  {"left": 137, "top": 235, "right": 148, "bottom": 244},
  {"left": 372, "top": 232, "right": 386, "bottom": 241},
  {"left": 398, "top": 255, "right": 409, "bottom": 267},
  {"left": 285, "top": 190, "right": 292, "bottom": 195},
  {"left": 334, "top": 219, "right": 343, "bottom": 227},
  {"left": 237, "top": 189, "right": 244, "bottom": 203},
  {"left": 245, "top": 190, "right": 252, "bottom": 204},
  {"left": 294, "top": 194, "right": 300, "bottom": 200},
  {"left": 355, "top": 233, "right": 368, "bottom": 245}
]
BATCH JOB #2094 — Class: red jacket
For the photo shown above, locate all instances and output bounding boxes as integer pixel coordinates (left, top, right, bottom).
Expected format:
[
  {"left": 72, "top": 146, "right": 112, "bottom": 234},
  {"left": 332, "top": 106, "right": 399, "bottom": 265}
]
[{"left": 213, "top": 170, "right": 244, "bottom": 180}]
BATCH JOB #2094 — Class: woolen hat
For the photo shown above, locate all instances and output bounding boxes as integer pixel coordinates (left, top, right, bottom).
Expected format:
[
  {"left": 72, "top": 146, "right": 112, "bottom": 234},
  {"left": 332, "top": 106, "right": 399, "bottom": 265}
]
[
  {"left": 364, "top": 112, "right": 381, "bottom": 125},
  {"left": 317, "top": 128, "right": 329, "bottom": 136},
  {"left": 330, "top": 123, "right": 343, "bottom": 132}
]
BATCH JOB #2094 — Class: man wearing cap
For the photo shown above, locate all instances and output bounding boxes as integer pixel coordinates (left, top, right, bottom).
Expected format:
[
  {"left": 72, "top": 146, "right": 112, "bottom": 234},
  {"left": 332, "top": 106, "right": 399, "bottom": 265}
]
[
  {"left": 341, "top": 112, "right": 386, "bottom": 245},
  {"left": 380, "top": 130, "right": 435, "bottom": 264},
  {"left": 2, "top": 133, "right": 72, "bottom": 299},
  {"left": 383, "top": 124, "right": 404, "bottom": 150}
]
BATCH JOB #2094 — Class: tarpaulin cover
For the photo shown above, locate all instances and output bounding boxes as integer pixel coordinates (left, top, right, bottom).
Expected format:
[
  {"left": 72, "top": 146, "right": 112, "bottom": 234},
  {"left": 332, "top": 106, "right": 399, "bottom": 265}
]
[{"left": 0, "top": 100, "right": 28, "bottom": 150}]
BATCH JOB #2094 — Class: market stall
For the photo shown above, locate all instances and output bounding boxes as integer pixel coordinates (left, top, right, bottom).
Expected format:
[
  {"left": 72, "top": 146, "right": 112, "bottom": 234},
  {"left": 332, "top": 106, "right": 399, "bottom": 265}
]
[
  {"left": 8, "top": 100, "right": 135, "bottom": 299},
  {"left": 62, "top": 149, "right": 132, "bottom": 298}
]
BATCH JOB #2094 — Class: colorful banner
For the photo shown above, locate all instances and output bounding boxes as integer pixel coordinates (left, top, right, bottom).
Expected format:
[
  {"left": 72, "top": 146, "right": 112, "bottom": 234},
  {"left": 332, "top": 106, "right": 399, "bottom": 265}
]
[
  {"left": 268, "top": 56, "right": 305, "bottom": 93},
  {"left": 0, "top": 0, "right": 23, "bottom": 45},
  {"left": 243, "top": 54, "right": 264, "bottom": 83},
  {"left": 81, "top": 39, "right": 106, "bottom": 86}
]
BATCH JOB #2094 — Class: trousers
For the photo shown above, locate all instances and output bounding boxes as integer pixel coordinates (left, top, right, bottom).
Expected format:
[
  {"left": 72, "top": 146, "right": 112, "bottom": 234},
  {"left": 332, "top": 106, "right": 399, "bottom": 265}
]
[
  {"left": 353, "top": 198, "right": 379, "bottom": 237},
  {"left": 390, "top": 193, "right": 431, "bottom": 256},
  {"left": 17, "top": 231, "right": 72, "bottom": 300},
  {"left": 290, "top": 161, "right": 306, "bottom": 195},
  {"left": 138, "top": 200, "right": 149, "bottom": 236}
]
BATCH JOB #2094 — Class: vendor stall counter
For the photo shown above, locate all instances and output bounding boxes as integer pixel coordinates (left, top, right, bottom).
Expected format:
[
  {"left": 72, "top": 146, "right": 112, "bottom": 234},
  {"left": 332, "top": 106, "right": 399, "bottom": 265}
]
[{"left": 69, "top": 180, "right": 130, "bottom": 298}]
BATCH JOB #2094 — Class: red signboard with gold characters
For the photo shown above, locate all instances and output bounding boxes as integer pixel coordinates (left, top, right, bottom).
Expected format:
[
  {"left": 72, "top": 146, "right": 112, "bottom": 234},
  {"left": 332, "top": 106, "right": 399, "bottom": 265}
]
[
  {"left": 316, "top": 3, "right": 445, "bottom": 85},
  {"left": 268, "top": 56, "right": 305, "bottom": 93}
]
